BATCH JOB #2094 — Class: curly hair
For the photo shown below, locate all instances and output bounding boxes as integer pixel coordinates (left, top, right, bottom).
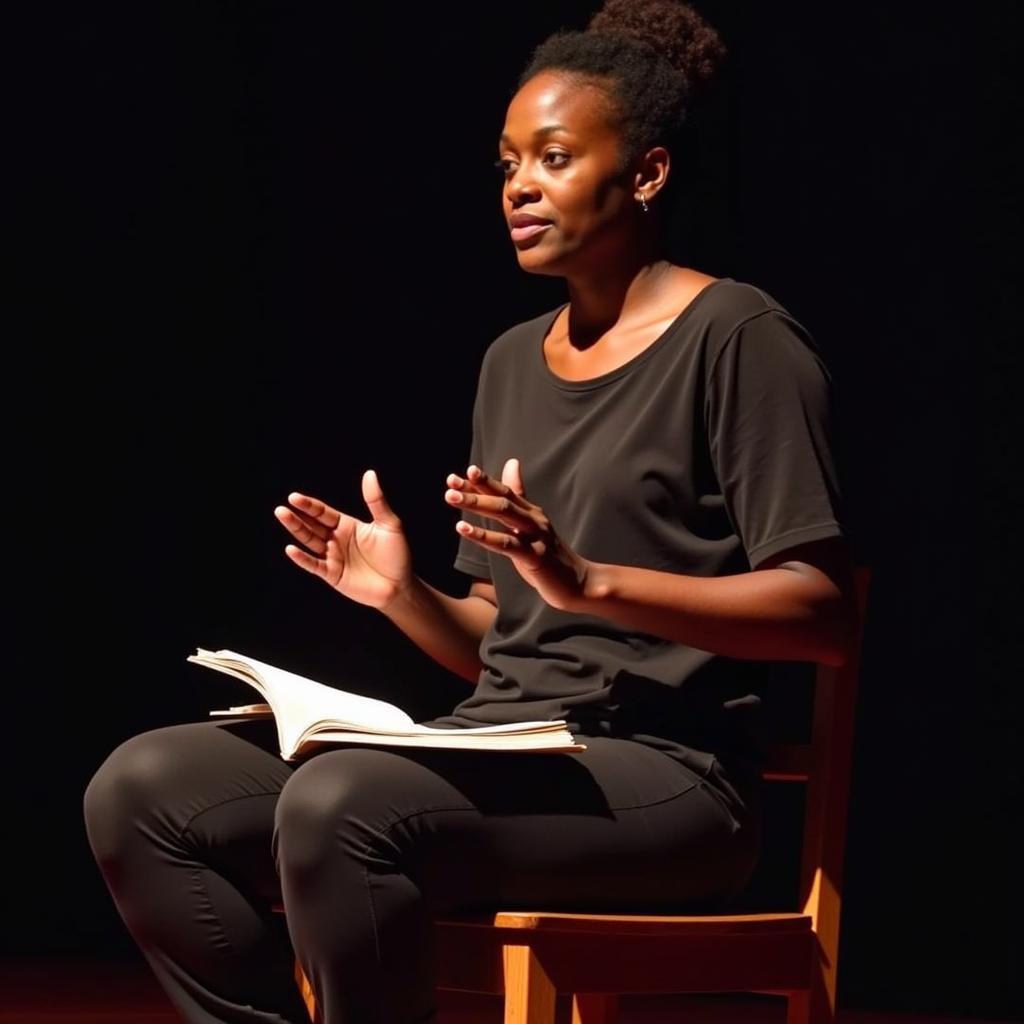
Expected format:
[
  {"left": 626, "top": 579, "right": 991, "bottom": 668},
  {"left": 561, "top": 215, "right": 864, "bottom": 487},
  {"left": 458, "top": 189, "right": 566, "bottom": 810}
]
[{"left": 516, "top": 0, "right": 727, "bottom": 202}]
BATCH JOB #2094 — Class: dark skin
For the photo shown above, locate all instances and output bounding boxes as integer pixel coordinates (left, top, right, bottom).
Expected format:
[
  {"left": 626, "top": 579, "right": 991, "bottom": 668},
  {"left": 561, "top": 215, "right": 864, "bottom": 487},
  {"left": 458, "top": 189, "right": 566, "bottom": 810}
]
[{"left": 275, "top": 69, "right": 858, "bottom": 675}]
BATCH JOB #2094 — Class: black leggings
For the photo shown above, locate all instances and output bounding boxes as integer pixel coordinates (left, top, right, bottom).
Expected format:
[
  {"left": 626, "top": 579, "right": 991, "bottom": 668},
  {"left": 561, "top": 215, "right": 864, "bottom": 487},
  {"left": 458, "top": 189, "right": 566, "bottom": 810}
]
[{"left": 83, "top": 717, "right": 762, "bottom": 1024}]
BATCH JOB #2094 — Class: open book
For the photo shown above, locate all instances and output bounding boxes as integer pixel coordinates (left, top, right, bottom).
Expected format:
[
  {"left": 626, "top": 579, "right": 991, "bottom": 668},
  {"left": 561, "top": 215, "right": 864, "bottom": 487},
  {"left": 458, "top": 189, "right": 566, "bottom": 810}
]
[{"left": 187, "top": 648, "right": 586, "bottom": 760}]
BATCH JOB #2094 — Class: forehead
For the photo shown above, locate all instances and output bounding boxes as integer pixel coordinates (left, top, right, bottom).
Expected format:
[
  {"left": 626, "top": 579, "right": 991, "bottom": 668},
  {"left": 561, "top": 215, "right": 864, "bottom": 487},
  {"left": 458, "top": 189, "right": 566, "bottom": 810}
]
[{"left": 500, "top": 71, "right": 619, "bottom": 145}]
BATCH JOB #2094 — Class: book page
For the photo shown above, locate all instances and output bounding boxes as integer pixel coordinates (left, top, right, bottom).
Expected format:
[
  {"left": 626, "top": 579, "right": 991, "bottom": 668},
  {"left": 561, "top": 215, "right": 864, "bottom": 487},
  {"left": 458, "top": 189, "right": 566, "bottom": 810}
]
[
  {"left": 295, "top": 731, "right": 587, "bottom": 757},
  {"left": 190, "top": 648, "right": 584, "bottom": 762},
  {"left": 299, "top": 718, "right": 572, "bottom": 740},
  {"left": 189, "top": 649, "right": 415, "bottom": 757},
  {"left": 209, "top": 704, "right": 274, "bottom": 716}
]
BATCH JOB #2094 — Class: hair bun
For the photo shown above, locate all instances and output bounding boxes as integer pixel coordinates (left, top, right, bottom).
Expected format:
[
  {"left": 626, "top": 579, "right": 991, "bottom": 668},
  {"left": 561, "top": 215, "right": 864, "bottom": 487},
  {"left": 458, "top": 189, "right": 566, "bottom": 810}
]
[{"left": 587, "top": 0, "right": 726, "bottom": 95}]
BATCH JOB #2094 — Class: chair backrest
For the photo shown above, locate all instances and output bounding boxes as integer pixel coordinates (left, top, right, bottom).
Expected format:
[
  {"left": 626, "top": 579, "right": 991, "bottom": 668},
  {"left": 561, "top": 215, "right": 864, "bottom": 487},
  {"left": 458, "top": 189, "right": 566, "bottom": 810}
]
[{"left": 759, "top": 566, "right": 871, "bottom": 986}]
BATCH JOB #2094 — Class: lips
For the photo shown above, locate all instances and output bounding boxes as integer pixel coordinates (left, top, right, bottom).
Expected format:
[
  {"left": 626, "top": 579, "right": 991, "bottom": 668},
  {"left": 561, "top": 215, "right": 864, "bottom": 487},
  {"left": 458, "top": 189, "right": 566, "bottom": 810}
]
[
  {"left": 509, "top": 213, "right": 554, "bottom": 243},
  {"left": 509, "top": 214, "right": 552, "bottom": 228},
  {"left": 510, "top": 223, "right": 552, "bottom": 243}
]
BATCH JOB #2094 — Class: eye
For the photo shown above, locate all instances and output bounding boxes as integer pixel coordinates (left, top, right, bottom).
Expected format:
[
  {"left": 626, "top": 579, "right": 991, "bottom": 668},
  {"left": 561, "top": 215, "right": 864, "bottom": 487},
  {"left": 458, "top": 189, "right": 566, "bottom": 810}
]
[
  {"left": 544, "top": 151, "right": 570, "bottom": 168},
  {"left": 492, "top": 152, "right": 571, "bottom": 178}
]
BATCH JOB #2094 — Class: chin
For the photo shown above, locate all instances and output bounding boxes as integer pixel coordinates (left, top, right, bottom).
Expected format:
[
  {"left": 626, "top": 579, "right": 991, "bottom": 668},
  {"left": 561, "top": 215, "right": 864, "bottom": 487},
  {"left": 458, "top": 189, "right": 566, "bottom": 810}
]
[{"left": 514, "top": 249, "right": 567, "bottom": 277}]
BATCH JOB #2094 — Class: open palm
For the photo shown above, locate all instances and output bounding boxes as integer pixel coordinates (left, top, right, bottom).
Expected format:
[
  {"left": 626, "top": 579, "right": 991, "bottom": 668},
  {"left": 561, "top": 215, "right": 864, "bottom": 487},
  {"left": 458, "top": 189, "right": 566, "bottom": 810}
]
[{"left": 274, "top": 469, "right": 411, "bottom": 609}]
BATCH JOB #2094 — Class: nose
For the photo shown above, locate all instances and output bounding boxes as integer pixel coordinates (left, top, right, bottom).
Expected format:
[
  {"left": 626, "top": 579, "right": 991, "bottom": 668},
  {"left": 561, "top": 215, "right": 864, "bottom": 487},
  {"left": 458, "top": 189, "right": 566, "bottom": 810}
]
[{"left": 505, "top": 164, "right": 541, "bottom": 208}]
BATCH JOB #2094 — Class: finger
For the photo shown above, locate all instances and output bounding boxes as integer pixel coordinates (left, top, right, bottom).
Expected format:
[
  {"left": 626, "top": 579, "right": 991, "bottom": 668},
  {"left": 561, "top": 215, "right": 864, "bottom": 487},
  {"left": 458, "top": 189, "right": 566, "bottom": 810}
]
[
  {"left": 361, "top": 469, "right": 402, "bottom": 529},
  {"left": 286, "top": 492, "right": 341, "bottom": 530},
  {"left": 454, "top": 519, "right": 531, "bottom": 557},
  {"left": 274, "top": 506, "right": 330, "bottom": 554},
  {"left": 445, "top": 464, "right": 499, "bottom": 503},
  {"left": 284, "top": 543, "right": 328, "bottom": 578},
  {"left": 445, "top": 470, "right": 494, "bottom": 500},
  {"left": 444, "top": 488, "right": 531, "bottom": 532},
  {"left": 464, "top": 464, "right": 531, "bottom": 509},
  {"left": 501, "top": 457, "right": 524, "bottom": 496}
]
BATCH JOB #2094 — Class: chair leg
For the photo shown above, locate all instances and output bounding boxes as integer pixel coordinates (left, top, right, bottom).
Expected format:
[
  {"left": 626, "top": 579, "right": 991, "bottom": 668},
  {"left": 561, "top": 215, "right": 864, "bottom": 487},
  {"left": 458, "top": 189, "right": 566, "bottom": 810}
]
[
  {"left": 294, "top": 960, "right": 320, "bottom": 1023},
  {"left": 572, "top": 993, "right": 619, "bottom": 1023},
  {"left": 503, "top": 943, "right": 557, "bottom": 1024},
  {"left": 787, "top": 964, "right": 835, "bottom": 1024}
]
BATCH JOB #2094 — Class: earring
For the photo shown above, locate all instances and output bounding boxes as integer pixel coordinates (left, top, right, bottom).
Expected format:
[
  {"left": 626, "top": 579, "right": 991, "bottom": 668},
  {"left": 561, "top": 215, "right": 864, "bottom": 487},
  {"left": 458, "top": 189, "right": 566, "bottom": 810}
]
[{"left": 637, "top": 193, "right": 650, "bottom": 213}]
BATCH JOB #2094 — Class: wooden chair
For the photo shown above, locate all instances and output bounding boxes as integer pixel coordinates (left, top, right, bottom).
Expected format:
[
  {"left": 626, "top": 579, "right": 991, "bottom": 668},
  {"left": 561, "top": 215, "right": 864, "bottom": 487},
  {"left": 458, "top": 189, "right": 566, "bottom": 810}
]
[{"left": 285, "top": 566, "right": 871, "bottom": 1024}]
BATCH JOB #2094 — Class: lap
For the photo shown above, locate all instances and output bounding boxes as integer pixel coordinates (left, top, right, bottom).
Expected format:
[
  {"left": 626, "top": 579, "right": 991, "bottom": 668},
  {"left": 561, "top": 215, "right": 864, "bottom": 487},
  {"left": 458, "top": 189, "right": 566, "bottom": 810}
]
[
  {"left": 282, "top": 734, "right": 720, "bottom": 820},
  {"left": 277, "top": 737, "right": 759, "bottom": 912},
  {"left": 91, "top": 721, "right": 760, "bottom": 911}
]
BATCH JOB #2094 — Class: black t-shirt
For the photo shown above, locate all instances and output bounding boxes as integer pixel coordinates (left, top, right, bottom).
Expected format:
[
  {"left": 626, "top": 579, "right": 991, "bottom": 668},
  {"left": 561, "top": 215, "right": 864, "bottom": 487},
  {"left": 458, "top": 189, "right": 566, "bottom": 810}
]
[{"left": 424, "top": 278, "right": 845, "bottom": 778}]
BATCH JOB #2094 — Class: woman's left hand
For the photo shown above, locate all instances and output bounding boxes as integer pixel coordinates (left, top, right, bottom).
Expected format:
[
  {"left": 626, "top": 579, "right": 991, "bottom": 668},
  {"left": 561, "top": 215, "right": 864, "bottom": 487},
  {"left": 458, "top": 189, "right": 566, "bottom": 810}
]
[{"left": 445, "top": 458, "right": 592, "bottom": 611}]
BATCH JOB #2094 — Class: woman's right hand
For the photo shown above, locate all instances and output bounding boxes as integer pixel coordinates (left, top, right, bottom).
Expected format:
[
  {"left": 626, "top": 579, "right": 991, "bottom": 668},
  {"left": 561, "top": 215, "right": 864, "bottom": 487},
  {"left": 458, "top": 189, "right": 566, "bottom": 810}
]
[{"left": 274, "top": 469, "right": 413, "bottom": 610}]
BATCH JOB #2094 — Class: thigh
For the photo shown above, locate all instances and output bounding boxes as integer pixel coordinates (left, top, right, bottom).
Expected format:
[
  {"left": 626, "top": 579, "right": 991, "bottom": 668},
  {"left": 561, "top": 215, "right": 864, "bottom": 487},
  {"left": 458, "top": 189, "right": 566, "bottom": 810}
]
[
  {"left": 276, "top": 736, "right": 759, "bottom": 914},
  {"left": 85, "top": 717, "right": 296, "bottom": 902}
]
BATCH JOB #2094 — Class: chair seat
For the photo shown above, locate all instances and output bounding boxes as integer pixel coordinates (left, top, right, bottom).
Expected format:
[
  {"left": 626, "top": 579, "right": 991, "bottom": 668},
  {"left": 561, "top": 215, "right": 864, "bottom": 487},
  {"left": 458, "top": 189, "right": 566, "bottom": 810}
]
[
  {"left": 491, "top": 910, "right": 812, "bottom": 934},
  {"left": 434, "top": 911, "right": 816, "bottom": 995}
]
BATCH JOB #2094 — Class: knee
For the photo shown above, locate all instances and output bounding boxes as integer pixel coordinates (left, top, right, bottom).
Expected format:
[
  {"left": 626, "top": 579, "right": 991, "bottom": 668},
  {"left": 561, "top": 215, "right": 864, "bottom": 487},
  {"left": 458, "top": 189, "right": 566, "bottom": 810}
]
[
  {"left": 83, "top": 728, "right": 187, "bottom": 870},
  {"left": 273, "top": 749, "right": 397, "bottom": 882}
]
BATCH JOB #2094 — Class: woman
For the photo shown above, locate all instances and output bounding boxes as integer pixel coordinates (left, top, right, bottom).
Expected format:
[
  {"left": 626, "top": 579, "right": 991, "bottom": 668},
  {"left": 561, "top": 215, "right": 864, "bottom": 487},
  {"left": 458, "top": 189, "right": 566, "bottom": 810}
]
[{"left": 84, "top": 2, "right": 858, "bottom": 1022}]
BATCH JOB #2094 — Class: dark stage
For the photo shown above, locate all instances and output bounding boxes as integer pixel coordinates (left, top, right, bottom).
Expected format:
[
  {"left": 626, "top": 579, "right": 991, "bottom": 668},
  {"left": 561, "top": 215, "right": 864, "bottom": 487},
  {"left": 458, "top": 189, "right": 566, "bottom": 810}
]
[
  {"left": 3, "top": 957, "right": 1019, "bottom": 1024},
  {"left": 8, "top": 2, "right": 1018, "bottom": 1023}
]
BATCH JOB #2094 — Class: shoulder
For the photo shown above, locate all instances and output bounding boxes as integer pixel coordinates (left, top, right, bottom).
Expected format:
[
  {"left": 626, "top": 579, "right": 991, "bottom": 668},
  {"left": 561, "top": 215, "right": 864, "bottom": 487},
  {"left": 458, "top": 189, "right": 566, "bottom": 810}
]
[
  {"left": 699, "top": 278, "right": 797, "bottom": 334},
  {"left": 700, "top": 279, "right": 824, "bottom": 375}
]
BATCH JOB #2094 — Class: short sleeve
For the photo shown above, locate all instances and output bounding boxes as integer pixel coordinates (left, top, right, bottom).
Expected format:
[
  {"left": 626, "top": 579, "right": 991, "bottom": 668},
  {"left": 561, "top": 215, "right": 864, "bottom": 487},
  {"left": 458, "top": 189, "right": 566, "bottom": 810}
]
[
  {"left": 705, "top": 309, "right": 845, "bottom": 568},
  {"left": 453, "top": 369, "right": 492, "bottom": 581}
]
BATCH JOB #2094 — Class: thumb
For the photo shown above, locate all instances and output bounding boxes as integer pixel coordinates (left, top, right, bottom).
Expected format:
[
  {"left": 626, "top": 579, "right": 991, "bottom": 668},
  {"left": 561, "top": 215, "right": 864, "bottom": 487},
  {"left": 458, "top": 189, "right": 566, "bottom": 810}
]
[
  {"left": 361, "top": 469, "right": 401, "bottom": 527},
  {"left": 502, "top": 457, "right": 525, "bottom": 496}
]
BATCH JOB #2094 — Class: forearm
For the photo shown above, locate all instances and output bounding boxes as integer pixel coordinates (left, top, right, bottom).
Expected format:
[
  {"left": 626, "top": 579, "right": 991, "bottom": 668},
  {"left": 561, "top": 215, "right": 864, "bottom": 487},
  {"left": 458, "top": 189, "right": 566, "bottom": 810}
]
[
  {"left": 380, "top": 576, "right": 496, "bottom": 683},
  {"left": 572, "top": 562, "right": 856, "bottom": 666}
]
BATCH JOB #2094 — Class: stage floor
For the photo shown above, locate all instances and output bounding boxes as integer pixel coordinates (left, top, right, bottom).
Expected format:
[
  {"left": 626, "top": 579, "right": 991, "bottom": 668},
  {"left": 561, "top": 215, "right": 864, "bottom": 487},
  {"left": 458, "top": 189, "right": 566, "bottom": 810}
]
[{"left": 0, "top": 957, "right": 1012, "bottom": 1024}]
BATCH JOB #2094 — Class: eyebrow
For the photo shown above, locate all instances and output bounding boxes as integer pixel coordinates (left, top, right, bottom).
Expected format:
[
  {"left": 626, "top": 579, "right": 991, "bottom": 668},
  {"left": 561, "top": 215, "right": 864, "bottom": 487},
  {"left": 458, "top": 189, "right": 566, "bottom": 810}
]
[{"left": 498, "top": 124, "right": 571, "bottom": 147}]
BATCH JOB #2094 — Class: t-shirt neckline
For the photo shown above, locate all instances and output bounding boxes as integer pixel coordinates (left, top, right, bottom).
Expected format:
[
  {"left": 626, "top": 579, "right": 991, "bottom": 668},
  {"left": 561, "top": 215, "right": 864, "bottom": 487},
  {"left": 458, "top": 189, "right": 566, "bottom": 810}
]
[{"left": 537, "top": 277, "right": 734, "bottom": 392}]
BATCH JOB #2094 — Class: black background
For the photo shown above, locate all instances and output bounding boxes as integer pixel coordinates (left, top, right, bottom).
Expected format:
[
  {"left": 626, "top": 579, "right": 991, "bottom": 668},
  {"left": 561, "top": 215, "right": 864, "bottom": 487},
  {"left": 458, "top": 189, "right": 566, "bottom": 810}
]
[{"left": 9, "top": 2, "right": 1019, "bottom": 1020}]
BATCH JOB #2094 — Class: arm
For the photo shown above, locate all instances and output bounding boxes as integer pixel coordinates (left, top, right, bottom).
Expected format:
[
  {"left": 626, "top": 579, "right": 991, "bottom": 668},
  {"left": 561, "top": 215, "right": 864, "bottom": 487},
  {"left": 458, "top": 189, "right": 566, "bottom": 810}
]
[
  {"left": 573, "top": 536, "right": 858, "bottom": 667},
  {"left": 381, "top": 579, "right": 497, "bottom": 684},
  {"left": 449, "top": 465, "right": 857, "bottom": 668}
]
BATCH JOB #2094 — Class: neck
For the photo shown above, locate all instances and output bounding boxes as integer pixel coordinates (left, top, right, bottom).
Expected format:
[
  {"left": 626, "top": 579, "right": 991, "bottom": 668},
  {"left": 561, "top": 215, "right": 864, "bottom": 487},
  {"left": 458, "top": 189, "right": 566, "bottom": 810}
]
[{"left": 561, "top": 252, "right": 679, "bottom": 347}]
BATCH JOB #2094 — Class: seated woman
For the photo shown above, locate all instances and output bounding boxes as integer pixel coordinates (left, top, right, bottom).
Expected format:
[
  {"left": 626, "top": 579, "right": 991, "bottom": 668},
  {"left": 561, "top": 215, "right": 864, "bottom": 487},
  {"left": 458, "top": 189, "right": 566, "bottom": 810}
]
[{"left": 83, "top": 2, "right": 858, "bottom": 1022}]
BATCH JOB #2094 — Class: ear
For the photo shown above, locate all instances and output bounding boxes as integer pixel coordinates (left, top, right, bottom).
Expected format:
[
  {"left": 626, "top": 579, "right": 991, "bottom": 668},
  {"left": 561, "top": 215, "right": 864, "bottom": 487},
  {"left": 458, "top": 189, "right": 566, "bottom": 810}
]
[{"left": 633, "top": 144, "right": 670, "bottom": 201}]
